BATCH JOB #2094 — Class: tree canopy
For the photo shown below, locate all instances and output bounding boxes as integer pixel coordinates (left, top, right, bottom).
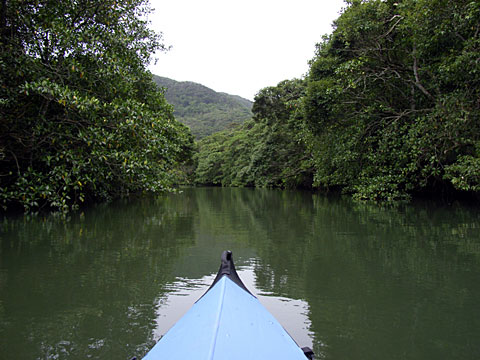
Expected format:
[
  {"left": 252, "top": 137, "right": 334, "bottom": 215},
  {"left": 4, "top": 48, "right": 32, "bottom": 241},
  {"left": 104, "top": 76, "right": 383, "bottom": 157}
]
[
  {"left": 0, "top": 0, "right": 194, "bottom": 213},
  {"left": 303, "top": 0, "right": 479, "bottom": 200}
]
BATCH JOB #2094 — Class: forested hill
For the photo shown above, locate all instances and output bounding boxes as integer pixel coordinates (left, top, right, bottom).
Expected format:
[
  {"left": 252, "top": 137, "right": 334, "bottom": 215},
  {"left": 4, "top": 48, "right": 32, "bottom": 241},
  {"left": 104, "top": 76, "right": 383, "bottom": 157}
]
[{"left": 153, "top": 76, "right": 253, "bottom": 138}]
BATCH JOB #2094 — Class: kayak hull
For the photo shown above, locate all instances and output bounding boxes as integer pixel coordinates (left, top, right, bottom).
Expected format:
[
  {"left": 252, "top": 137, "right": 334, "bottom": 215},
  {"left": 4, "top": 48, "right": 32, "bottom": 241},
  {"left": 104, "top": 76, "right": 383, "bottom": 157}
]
[{"left": 142, "top": 251, "right": 312, "bottom": 360}]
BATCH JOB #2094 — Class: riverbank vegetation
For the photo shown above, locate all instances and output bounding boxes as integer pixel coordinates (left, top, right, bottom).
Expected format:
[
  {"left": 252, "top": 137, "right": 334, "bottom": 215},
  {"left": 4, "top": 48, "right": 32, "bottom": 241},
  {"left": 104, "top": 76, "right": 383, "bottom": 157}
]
[
  {"left": 0, "top": 0, "right": 194, "bottom": 213},
  {"left": 2, "top": 0, "right": 479, "bottom": 214},
  {"left": 195, "top": 0, "right": 480, "bottom": 201}
]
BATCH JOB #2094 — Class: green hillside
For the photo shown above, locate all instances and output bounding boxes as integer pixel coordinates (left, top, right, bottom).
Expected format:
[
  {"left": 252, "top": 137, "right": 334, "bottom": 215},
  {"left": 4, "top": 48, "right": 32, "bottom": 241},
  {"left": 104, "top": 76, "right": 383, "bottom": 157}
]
[{"left": 153, "top": 75, "right": 253, "bottom": 138}]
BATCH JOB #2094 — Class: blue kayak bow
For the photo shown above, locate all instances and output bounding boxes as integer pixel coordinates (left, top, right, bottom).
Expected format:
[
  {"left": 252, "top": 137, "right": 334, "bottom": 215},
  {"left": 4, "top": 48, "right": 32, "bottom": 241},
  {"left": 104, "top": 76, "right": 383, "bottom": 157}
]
[{"left": 141, "top": 251, "right": 314, "bottom": 360}]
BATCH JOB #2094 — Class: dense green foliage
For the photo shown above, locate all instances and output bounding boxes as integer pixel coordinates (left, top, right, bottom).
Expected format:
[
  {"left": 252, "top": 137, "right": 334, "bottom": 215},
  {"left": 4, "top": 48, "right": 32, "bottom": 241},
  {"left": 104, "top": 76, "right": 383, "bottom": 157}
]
[
  {"left": 153, "top": 76, "right": 252, "bottom": 139},
  {"left": 195, "top": 79, "right": 312, "bottom": 188},
  {"left": 195, "top": 0, "right": 480, "bottom": 201},
  {"left": 0, "top": 0, "right": 194, "bottom": 213},
  {"left": 304, "top": 0, "right": 480, "bottom": 200}
]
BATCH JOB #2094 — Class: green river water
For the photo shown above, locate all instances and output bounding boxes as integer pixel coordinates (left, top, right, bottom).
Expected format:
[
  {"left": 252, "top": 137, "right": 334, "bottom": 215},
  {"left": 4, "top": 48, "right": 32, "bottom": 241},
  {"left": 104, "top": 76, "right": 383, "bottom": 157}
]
[{"left": 0, "top": 187, "right": 479, "bottom": 359}]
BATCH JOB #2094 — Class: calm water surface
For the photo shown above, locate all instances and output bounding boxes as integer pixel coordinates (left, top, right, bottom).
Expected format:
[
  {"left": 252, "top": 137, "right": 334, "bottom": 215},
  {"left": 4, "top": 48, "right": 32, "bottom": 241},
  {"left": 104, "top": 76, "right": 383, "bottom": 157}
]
[{"left": 0, "top": 187, "right": 479, "bottom": 359}]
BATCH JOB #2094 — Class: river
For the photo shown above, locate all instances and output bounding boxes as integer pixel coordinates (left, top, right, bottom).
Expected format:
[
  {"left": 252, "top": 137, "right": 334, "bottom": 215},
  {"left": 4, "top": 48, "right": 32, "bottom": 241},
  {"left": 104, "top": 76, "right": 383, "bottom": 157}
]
[{"left": 1, "top": 187, "right": 479, "bottom": 359}]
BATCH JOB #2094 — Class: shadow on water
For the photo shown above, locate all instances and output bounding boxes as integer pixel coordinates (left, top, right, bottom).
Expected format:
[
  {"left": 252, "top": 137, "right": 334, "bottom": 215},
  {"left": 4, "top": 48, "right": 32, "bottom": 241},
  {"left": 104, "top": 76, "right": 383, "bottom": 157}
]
[{"left": 1, "top": 187, "right": 479, "bottom": 360}]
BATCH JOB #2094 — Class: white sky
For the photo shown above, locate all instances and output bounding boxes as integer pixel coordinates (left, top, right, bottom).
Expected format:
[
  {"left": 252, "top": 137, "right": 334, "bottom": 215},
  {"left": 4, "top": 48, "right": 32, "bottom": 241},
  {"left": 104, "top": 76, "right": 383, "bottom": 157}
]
[{"left": 147, "top": 0, "right": 345, "bottom": 100}]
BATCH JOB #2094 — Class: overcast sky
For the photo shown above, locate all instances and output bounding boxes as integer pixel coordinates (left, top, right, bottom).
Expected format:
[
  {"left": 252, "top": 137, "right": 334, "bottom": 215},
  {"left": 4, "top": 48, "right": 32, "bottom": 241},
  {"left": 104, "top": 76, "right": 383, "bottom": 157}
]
[{"left": 147, "top": 0, "right": 345, "bottom": 100}]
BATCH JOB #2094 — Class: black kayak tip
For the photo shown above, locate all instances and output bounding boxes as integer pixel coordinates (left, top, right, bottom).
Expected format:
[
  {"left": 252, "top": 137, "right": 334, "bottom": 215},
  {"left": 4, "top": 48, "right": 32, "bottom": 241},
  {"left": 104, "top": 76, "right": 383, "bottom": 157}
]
[
  {"left": 220, "top": 250, "right": 233, "bottom": 275},
  {"left": 208, "top": 250, "right": 253, "bottom": 296}
]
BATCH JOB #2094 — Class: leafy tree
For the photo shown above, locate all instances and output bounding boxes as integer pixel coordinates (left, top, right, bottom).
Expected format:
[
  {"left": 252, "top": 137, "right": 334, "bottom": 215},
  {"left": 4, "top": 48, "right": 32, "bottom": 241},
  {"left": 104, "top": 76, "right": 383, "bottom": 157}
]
[
  {"left": 0, "top": 0, "right": 193, "bottom": 212},
  {"left": 249, "top": 79, "right": 312, "bottom": 188},
  {"left": 303, "top": 0, "right": 480, "bottom": 200}
]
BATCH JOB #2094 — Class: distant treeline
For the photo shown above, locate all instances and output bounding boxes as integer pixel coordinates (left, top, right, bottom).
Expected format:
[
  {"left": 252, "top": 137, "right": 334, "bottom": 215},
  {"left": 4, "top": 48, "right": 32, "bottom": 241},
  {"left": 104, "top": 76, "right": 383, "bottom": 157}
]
[{"left": 194, "top": 0, "right": 480, "bottom": 201}]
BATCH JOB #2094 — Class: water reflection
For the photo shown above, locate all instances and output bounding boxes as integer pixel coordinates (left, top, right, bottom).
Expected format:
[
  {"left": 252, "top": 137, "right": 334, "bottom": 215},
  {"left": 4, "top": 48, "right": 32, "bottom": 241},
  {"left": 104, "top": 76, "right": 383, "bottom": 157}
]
[
  {"left": 1, "top": 188, "right": 479, "bottom": 360},
  {"left": 0, "top": 195, "right": 196, "bottom": 359}
]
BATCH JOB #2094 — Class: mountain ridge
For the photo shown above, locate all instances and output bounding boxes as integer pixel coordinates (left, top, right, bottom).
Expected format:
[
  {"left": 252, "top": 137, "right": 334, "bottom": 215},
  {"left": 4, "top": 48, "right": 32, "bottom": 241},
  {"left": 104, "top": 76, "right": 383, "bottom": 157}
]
[{"left": 153, "top": 75, "right": 253, "bottom": 139}]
